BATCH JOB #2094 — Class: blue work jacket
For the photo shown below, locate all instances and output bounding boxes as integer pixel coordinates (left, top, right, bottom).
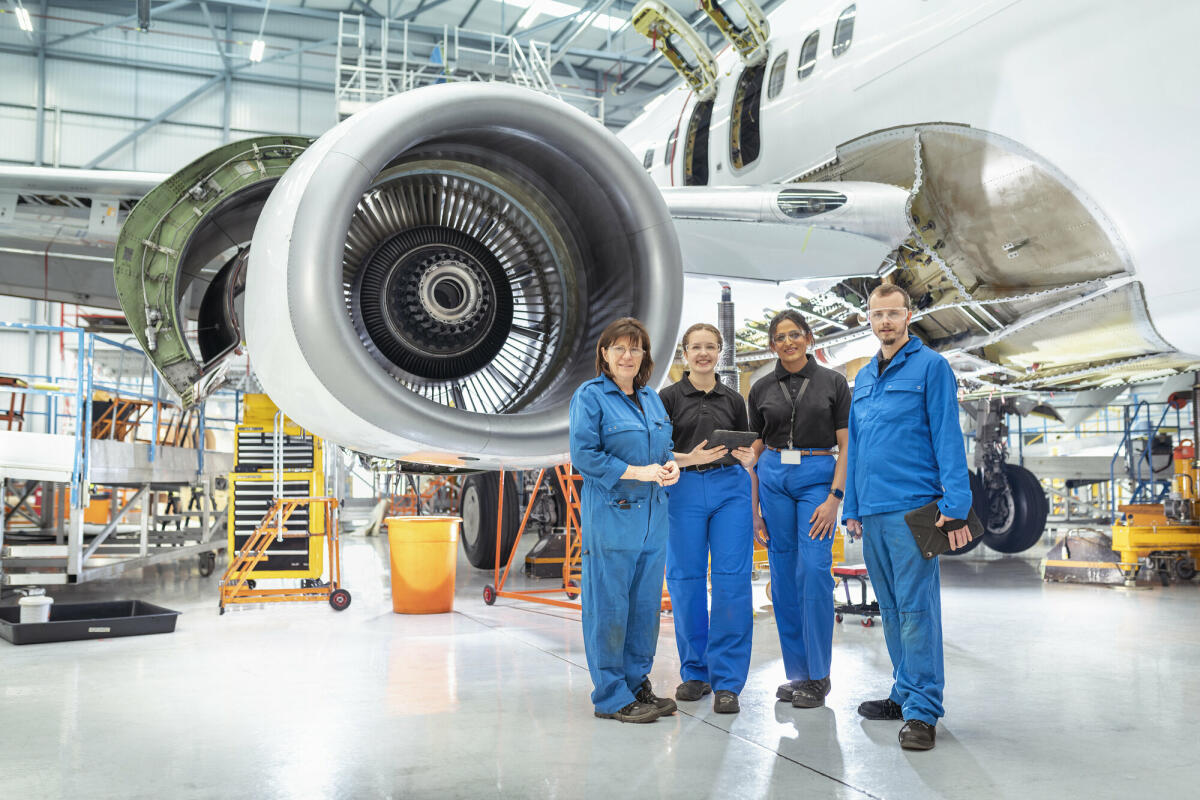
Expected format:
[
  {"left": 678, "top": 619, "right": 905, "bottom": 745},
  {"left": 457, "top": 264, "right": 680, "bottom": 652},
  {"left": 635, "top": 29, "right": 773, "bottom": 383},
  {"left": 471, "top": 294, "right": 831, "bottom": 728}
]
[
  {"left": 842, "top": 336, "right": 972, "bottom": 521},
  {"left": 569, "top": 374, "right": 673, "bottom": 551}
]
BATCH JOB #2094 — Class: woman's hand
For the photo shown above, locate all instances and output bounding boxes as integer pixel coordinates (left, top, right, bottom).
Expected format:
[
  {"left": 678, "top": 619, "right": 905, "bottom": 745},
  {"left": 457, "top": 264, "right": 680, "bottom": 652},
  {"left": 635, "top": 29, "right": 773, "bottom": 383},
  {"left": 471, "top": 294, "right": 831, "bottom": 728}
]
[
  {"left": 660, "top": 460, "right": 680, "bottom": 487},
  {"left": 633, "top": 464, "right": 664, "bottom": 483},
  {"left": 808, "top": 496, "right": 840, "bottom": 540},
  {"left": 685, "top": 439, "right": 727, "bottom": 466},
  {"left": 731, "top": 446, "right": 756, "bottom": 470},
  {"left": 752, "top": 509, "right": 769, "bottom": 547}
]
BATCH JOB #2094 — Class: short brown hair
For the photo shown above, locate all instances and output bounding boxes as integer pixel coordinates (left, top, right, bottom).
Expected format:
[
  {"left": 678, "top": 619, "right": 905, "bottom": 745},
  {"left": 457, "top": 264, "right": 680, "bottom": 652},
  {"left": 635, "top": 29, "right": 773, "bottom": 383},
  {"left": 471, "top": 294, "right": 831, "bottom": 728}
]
[
  {"left": 595, "top": 317, "right": 655, "bottom": 389},
  {"left": 868, "top": 283, "right": 913, "bottom": 310},
  {"left": 681, "top": 322, "right": 722, "bottom": 351}
]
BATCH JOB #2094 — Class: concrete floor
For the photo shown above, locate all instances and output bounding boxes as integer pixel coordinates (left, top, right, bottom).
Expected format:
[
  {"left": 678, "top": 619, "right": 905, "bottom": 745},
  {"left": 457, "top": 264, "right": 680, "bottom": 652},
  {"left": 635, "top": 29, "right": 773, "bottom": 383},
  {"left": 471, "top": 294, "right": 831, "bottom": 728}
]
[{"left": 1, "top": 531, "right": 1197, "bottom": 800}]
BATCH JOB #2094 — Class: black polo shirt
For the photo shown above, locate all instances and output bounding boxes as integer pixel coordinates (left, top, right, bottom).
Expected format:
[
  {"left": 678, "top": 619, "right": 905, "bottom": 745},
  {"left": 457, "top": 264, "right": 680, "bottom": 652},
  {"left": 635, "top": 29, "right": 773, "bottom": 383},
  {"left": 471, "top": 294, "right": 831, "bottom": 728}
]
[
  {"left": 748, "top": 359, "right": 851, "bottom": 450},
  {"left": 660, "top": 373, "right": 749, "bottom": 468}
]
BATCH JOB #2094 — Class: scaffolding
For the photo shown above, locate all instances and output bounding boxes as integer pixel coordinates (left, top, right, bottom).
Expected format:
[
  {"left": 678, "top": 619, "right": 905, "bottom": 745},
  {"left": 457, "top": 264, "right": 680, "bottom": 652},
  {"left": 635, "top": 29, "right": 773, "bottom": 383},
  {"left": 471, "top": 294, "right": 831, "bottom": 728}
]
[
  {"left": 334, "top": 13, "right": 604, "bottom": 123},
  {"left": 0, "top": 323, "right": 233, "bottom": 586}
]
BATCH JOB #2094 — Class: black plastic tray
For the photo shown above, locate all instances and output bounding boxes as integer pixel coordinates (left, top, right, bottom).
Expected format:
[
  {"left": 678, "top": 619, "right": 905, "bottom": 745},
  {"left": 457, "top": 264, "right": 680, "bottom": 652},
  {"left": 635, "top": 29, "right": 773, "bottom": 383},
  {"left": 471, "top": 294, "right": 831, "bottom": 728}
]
[{"left": 0, "top": 600, "right": 180, "bottom": 645}]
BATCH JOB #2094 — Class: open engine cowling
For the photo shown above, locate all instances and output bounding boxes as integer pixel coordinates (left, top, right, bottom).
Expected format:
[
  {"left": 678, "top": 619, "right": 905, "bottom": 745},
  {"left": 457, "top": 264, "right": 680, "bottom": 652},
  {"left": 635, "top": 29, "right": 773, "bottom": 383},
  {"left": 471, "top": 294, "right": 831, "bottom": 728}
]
[{"left": 245, "top": 84, "right": 683, "bottom": 468}]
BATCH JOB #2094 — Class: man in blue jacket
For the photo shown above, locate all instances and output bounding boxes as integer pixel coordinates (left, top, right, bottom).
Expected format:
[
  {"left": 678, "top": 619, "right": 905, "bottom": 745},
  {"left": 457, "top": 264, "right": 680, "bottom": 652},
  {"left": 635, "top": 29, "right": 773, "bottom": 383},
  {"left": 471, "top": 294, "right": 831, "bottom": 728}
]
[{"left": 842, "top": 284, "right": 974, "bottom": 751}]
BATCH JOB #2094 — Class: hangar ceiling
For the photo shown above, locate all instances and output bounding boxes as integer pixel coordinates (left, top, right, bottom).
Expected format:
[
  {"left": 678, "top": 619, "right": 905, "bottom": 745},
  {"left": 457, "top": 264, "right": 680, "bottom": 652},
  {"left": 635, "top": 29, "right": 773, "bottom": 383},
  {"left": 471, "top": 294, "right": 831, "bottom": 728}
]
[{"left": 2, "top": 0, "right": 785, "bottom": 138}]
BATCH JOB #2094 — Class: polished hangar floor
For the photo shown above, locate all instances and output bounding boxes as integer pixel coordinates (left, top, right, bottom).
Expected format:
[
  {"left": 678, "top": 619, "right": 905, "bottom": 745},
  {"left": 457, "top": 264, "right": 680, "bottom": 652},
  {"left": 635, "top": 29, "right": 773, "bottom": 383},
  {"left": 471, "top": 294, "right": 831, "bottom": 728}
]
[{"left": 1, "top": 530, "right": 1197, "bottom": 800}]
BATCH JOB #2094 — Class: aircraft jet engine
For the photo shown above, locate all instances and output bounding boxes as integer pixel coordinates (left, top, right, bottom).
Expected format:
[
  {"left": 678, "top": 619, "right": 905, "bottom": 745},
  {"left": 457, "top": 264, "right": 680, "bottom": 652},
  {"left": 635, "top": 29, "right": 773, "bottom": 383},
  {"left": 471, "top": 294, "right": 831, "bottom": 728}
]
[{"left": 243, "top": 83, "right": 683, "bottom": 469}]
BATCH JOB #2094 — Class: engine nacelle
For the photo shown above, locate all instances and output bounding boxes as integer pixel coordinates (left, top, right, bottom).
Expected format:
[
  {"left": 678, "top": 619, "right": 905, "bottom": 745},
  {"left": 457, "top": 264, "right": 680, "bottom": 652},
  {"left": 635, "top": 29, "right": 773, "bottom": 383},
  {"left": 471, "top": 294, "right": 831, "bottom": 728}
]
[{"left": 246, "top": 84, "right": 683, "bottom": 469}]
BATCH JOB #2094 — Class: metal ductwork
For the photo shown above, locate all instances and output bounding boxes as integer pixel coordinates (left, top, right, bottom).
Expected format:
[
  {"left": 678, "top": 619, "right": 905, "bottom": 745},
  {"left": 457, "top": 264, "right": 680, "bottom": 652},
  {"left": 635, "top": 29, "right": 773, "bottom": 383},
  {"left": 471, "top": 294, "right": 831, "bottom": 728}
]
[{"left": 245, "top": 83, "right": 683, "bottom": 469}]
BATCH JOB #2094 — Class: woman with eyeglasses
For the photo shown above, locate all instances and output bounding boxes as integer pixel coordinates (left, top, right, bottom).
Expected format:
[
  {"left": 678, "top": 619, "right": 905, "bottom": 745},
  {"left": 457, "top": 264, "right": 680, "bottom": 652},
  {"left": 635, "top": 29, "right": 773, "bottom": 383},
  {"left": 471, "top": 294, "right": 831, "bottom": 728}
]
[
  {"left": 659, "top": 323, "right": 757, "bottom": 714},
  {"left": 569, "top": 317, "right": 680, "bottom": 724},
  {"left": 747, "top": 309, "right": 851, "bottom": 710}
]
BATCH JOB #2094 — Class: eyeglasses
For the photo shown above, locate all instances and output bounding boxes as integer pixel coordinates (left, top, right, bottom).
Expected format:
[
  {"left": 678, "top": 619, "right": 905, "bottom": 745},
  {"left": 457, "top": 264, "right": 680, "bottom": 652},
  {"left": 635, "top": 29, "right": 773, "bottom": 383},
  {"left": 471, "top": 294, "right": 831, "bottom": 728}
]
[
  {"left": 772, "top": 330, "right": 806, "bottom": 344},
  {"left": 607, "top": 345, "right": 644, "bottom": 358},
  {"left": 686, "top": 342, "right": 719, "bottom": 353},
  {"left": 867, "top": 309, "right": 908, "bottom": 322}
]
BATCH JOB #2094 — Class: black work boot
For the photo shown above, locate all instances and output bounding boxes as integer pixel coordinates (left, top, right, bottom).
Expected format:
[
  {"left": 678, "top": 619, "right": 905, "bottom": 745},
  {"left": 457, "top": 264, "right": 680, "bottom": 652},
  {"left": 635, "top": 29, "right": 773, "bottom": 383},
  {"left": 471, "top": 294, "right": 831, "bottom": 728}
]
[
  {"left": 791, "top": 677, "right": 832, "bottom": 708},
  {"left": 776, "top": 680, "right": 804, "bottom": 702},
  {"left": 899, "top": 719, "right": 936, "bottom": 750},
  {"left": 676, "top": 680, "right": 712, "bottom": 701},
  {"left": 857, "top": 698, "right": 904, "bottom": 720},
  {"left": 713, "top": 690, "right": 740, "bottom": 714},
  {"left": 636, "top": 678, "right": 677, "bottom": 717},
  {"left": 594, "top": 701, "right": 660, "bottom": 723}
]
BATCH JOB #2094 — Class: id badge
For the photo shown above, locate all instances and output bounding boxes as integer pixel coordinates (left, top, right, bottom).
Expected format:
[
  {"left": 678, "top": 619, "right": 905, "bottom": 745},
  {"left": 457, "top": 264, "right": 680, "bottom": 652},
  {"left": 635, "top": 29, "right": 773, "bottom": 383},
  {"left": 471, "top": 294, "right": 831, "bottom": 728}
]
[{"left": 780, "top": 449, "right": 803, "bottom": 465}]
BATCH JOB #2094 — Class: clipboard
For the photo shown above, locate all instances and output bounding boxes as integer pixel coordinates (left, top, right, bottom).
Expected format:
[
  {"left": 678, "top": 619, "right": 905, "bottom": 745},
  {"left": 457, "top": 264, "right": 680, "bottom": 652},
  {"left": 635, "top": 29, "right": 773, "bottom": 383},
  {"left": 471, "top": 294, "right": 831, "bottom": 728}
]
[
  {"left": 903, "top": 501, "right": 984, "bottom": 559},
  {"left": 706, "top": 429, "right": 758, "bottom": 450}
]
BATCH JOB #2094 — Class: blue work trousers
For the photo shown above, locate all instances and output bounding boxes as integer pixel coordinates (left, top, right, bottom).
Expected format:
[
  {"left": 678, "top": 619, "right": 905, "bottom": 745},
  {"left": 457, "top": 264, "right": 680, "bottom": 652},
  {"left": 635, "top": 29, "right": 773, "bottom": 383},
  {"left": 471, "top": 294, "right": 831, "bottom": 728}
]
[
  {"left": 581, "top": 529, "right": 668, "bottom": 714},
  {"left": 665, "top": 465, "right": 753, "bottom": 694},
  {"left": 757, "top": 449, "right": 835, "bottom": 681},
  {"left": 861, "top": 509, "right": 945, "bottom": 725}
]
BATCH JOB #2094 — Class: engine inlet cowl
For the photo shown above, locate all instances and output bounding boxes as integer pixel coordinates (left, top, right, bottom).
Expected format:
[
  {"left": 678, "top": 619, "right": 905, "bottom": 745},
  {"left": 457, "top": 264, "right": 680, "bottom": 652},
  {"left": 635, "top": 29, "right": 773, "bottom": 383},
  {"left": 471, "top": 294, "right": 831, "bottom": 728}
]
[{"left": 245, "top": 83, "right": 683, "bottom": 468}]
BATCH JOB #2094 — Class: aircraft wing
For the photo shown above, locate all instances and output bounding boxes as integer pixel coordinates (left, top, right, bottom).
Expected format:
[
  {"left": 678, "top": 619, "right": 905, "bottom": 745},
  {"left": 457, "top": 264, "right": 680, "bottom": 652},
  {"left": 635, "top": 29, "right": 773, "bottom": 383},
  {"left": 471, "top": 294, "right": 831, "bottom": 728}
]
[
  {"left": 660, "top": 182, "right": 911, "bottom": 282},
  {"left": 0, "top": 165, "right": 166, "bottom": 308}
]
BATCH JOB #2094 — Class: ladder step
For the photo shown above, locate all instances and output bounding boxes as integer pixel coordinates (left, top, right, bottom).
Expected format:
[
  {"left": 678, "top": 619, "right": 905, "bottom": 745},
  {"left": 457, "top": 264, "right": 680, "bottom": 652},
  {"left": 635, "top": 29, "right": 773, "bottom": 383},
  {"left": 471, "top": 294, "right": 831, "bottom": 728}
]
[
  {"left": 3, "top": 572, "right": 69, "bottom": 585},
  {"left": 2, "top": 544, "right": 68, "bottom": 558}
]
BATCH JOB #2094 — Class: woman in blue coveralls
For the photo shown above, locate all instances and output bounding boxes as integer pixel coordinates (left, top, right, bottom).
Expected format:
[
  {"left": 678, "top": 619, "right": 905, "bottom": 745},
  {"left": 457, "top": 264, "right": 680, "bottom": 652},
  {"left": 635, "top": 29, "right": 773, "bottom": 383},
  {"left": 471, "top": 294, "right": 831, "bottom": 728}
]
[
  {"left": 569, "top": 317, "right": 681, "bottom": 724},
  {"left": 748, "top": 310, "right": 851, "bottom": 709},
  {"left": 660, "top": 323, "right": 757, "bottom": 714}
]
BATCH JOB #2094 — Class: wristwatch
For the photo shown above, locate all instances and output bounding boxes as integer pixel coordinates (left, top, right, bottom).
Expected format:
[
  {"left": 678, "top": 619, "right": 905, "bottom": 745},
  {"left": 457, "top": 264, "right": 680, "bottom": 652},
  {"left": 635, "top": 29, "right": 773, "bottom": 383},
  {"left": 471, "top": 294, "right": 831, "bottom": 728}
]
[{"left": 830, "top": 488, "right": 844, "bottom": 500}]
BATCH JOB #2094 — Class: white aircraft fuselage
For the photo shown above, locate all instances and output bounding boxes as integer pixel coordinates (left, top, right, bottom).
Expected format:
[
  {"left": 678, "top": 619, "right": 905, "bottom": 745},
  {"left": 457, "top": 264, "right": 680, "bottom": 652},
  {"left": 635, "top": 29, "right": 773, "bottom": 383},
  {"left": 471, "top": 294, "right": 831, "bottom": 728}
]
[{"left": 616, "top": 0, "right": 1200, "bottom": 358}]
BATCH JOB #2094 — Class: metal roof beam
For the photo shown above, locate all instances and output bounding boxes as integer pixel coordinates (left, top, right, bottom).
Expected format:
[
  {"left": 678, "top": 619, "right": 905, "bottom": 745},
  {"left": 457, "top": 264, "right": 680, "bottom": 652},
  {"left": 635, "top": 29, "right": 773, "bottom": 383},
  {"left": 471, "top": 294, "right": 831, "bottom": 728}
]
[
  {"left": 47, "top": 0, "right": 195, "bottom": 47},
  {"left": 198, "top": 1, "right": 233, "bottom": 71}
]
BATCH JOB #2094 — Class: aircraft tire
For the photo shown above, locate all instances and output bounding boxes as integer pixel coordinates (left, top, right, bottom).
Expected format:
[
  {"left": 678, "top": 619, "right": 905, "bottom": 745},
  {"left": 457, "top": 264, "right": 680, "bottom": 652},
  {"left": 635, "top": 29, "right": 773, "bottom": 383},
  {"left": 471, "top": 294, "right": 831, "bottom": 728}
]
[
  {"left": 982, "top": 463, "right": 1048, "bottom": 554},
  {"left": 460, "top": 472, "right": 521, "bottom": 569}
]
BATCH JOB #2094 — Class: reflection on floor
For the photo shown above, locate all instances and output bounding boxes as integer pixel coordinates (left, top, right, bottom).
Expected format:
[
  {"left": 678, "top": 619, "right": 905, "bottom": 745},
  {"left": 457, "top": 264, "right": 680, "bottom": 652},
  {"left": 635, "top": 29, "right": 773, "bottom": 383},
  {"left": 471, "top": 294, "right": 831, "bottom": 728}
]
[{"left": 1, "top": 531, "right": 1197, "bottom": 799}]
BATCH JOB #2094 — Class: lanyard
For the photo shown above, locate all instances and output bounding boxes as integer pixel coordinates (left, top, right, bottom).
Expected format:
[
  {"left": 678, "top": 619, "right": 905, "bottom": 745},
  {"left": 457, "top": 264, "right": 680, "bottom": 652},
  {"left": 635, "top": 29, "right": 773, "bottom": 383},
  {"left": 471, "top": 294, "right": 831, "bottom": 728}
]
[{"left": 776, "top": 376, "right": 810, "bottom": 450}]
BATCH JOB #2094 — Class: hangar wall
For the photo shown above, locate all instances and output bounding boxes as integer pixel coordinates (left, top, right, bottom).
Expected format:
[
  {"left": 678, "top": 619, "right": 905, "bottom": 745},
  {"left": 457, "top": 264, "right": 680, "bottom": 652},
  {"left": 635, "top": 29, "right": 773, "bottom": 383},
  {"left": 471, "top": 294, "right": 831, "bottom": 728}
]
[{"left": 0, "top": 8, "right": 335, "bottom": 172}]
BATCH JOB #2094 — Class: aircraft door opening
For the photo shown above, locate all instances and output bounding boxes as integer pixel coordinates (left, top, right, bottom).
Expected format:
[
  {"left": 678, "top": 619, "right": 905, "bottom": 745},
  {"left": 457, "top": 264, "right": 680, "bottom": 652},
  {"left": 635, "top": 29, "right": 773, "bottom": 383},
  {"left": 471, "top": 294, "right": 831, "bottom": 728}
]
[{"left": 684, "top": 99, "right": 714, "bottom": 186}]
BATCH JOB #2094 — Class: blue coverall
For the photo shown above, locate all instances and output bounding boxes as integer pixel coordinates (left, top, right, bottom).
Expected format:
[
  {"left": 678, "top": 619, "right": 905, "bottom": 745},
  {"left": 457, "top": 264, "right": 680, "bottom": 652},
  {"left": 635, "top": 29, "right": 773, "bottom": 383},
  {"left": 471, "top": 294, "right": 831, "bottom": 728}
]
[
  {"left": 757, "top": 449, "right": 837, "bottom": 682},
  {"left": 842, "top": 336, "right": 972, "bottom": 726},
  {"left": 569, "top": 374, "right": 674, "bottom": 714},
  {"left": 666, "top": 465, "right": 753, "bottom": 694}
]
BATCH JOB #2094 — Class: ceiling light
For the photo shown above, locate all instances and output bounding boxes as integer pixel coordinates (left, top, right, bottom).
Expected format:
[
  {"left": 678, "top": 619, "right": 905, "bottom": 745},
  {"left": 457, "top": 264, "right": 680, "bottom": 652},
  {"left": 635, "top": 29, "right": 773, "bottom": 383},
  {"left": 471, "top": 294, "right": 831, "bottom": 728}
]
[
  {"left": 249, "top": 39, "right": 265, "bottom": 62},
  {"left": 15, "top": 5, "right": 33, "bottom": 32}
]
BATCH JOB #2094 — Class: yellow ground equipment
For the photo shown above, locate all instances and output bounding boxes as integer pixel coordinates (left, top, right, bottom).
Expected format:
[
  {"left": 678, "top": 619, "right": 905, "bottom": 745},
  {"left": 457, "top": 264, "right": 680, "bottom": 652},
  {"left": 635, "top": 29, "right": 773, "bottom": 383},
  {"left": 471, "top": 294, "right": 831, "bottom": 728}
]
[
  {"left": 1109, "top": 439, "right": 1200, "bottom": 585},
  {"left": 227, "top": 394, "right": 325, "bottom": 581},
  {"left": 1048, "top": 438, "right": 1200, "bottom": 585},
  {"left": 219, "top": 497, "right": 349, "bottom": 613}
]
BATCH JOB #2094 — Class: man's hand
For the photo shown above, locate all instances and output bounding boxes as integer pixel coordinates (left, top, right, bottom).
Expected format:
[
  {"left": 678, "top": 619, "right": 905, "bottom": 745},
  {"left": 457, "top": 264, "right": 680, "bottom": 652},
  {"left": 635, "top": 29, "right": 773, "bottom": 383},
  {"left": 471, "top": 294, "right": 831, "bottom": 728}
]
[
  {"left": 808, "top": 496, "right": 839, "bottom": 540},
  {"left": 686, "top": 439, "right": 727, "bottom": 466},
  {"left": 936, "top": 512, "right": 973, "bottom": 550},
  {"left": 660, "top": 460, "right": 680, "bottom": 487},
  {"left": 731, "top": 446, "right": 756, "bottom": 469},
  {"left": 845, "top": 519, "right": 862, "bottom": 541},
  {"left": 753, "top": 510, "right": 769, "bottom": 547}
]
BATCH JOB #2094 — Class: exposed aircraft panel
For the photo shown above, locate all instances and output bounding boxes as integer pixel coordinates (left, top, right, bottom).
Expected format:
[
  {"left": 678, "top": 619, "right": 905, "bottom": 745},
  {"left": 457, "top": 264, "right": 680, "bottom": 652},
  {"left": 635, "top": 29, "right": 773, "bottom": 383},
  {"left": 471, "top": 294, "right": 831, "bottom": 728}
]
[{"left": 984, "top": 282, "right": 1168, "bottom": 370}]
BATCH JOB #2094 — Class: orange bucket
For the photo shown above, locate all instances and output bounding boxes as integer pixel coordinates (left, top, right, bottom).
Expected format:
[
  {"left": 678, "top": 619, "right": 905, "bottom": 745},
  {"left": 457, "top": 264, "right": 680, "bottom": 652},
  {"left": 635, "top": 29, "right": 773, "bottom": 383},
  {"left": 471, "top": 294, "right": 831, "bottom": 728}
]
[{"left": 385, "top": 516, "right": 461, "bottom": 614}]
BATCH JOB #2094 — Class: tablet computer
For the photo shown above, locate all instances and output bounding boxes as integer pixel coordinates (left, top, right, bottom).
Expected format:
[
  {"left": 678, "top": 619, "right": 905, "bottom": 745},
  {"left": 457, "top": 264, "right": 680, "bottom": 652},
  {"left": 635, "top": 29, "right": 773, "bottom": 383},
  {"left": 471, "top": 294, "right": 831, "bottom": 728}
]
[{"left": 706, "top": 429, "right": 759, "bottom": 450}]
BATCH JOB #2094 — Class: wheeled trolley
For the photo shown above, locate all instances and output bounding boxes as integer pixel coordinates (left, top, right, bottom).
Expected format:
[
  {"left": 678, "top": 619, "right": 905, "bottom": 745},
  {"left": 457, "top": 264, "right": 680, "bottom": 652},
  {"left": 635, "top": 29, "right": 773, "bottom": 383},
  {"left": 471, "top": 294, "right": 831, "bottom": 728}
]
[
  {"left": 219, "top": 497, "right": 350, "bottom": 614},
  {"left": 833, "top": 564, "right": 879, "bottom": 627}
]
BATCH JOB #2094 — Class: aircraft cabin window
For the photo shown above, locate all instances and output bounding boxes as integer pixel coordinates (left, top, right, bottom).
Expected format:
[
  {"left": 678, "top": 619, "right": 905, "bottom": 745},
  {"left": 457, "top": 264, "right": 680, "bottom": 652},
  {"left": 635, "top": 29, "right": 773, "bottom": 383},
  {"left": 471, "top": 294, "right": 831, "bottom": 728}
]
[
  {"left": 797, "top": 30, "right": 819, "bottom": 79},
  {"left": 665, "top": 127, "right": 678, "bottom": 167},
  {"left": 767, "top": 51, "right": 788, "bottom": 99},
  {"left": 643, "top": 149, "right": 655, "bottom": 169},
  {"left": 729, "top": 62, "right": 767, "bottom": 171},
  {"left": 833, "top": 4, "right": 855, "bottom": 58},
  {"left": 684, "top": 99, "right": 714, "bottom": 186}
]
